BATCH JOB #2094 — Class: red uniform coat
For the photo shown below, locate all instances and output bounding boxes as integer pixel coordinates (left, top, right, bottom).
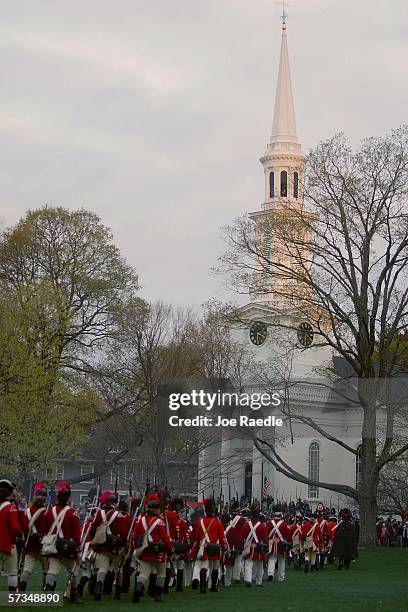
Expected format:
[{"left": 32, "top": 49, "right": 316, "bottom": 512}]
[
  {"left": 240, "top": 518, "right": 268, "bottom": 561},
  {"left": 0, "top": 501, "right": 23, "bottom": 555},
  {"left": 223, "top": 523, "right": 236, "bottom": 566},
  {"left": 24, "top": 505, "right": 48, "bottom": 554},
  {"left": 174, "top": 516, "right": 189, "bottom": 557},
  {"left": 266, "top": 518, "right": 291, "bottom": 557},
  {"left": 44, "top": 504, "right": 81, "bottom": 557},
  {"left": 89, "top": 508, "right": 129, "bottom": 554},
  {"left": 229, "top": 515, "right": 246, "bottom": 552},
  {"left": 300, "top": 520, "right": 324, "bottom": 550},
  {"left": 163, "top": 509, "right": 178, "bottom": 539},
  {"left": 326, "top": 521, "right": 338, "bottom": 543},
  {"left": 133, "top": 514, "right": 173, "bottom": 563},
  {"left": 191, "top": 516, "right": 228, "bottom": 561}
]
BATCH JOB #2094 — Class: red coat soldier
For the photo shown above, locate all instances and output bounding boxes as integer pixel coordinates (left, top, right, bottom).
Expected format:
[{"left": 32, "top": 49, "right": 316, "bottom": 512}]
[
  {"left": 171, "top": 498, "right": 189, "bottom": 592},
  {"left": 43, "top": 481, "right": 81, "bottom": 597},
  {"left": 0, "top": 479, "right": 23, "bottom": 591},
  {"left": 191, "top": 498, "right": 228, "bottom": 594},
  {"left": 229, "top": 502, "right": 247, "bottom": 582},
  {"left": 288, "top": 512, "right": 304, "bottom": 569},
  {"left": 266, "top": 511, "right": 292, "bottom": 582},
  {"left": 132, "top": 494, "right": 173, "bottom": 603},
  {"left": 90, "top": 490, "right": 128, "bottom": 602},
  {"left": 19, "top": 481, "right": 48, "bottom": 591},
  {"left": 240, "top": 504, "right": 267, "bottom": 587},
  {"left": 301, "top": 514, "right": 324, "bottom": 572}
]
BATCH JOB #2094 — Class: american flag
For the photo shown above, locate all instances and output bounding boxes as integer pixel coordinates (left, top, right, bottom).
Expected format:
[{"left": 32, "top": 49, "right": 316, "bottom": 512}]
[{"left": 262, "top": 476, "right": 271, "bottom": 499}]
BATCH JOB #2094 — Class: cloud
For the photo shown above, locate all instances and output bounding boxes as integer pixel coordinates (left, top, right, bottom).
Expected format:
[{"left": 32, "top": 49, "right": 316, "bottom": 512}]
[{"left": 0, "top": 0, "right": 406, "bottom": 306}]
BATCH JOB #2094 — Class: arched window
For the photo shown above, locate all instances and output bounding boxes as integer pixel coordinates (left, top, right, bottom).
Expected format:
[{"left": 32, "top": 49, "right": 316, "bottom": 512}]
[
  {"left": 269, "top": 172, "right": 275, "bottom": 198},
  {"left": 356, "top": 444, "right": 362, "bottom": 489},
  {"left": 280, "top": 171, "right": 287, "bottom": 197},
  {"left": 308, "top": 442, "right": 320, "bottom": 498},
  {"left": 294, "top": 172, "right": 299, "bottom": 199}
]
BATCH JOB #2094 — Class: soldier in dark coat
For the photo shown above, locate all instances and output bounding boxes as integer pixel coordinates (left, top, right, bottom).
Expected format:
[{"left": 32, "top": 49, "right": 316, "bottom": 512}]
[{"left": 332, "top": 509, "right": 357, "bottom": 569}]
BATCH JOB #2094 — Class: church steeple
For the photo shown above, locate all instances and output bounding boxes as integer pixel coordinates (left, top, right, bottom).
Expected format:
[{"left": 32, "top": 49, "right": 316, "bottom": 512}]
[
  {"left": 270, "top": 14, "right": 298, "bottom": 147},
  {"left": 259, "top": 13, "right": 304, "bottom": 209}
]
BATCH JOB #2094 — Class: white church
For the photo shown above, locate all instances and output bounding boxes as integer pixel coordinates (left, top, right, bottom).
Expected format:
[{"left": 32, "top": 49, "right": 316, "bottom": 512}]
[{"left": 198, "top": 14, "right": 363, "bottom": 509}]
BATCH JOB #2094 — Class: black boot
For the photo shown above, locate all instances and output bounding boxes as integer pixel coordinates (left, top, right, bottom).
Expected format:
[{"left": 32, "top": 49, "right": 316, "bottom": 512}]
[
  {"left": 88, "top": 573, "right": 96, "bottom": 595},
  {"left": 114, "top": 585, "right": 121, "bottom": 600},
  {"left": 176, "top": 570, "right": 184, "bottom": 592},
  {"left": 148, "top": 573, "right": 157, "bottom": 597},
  {"left": 133, "top": 583, "right": 144, "bottom": 604},
  {"left": 94, "top": 581, "right": 103, "bottom": 602},
  {"left": 8, "top": 587, "right": 17, "bottom": 592},
  {"left": 45, "top": 583, "right": 55, "bottom": 592},
  {"left": 18, "top": 581, "right": 27, "bottom": 592},
  {"left": 76, "top": 576, "right": 89, "bottom": 597},
  {"left": 69, "top": 584, "right": 83, "bottom": 604},
  {"left": 192, "top": 578, "right": 198, "bottom": 590},
  {"left": 199, "top": 569, "right": 207, "bottom": 594},
  {"left": 163, "top": 569, "right": 171, "bottom": 594},
  {"left": 155, "top": 585, "right": 162, "bottom": 602},
  {"left": 210, "top": 569, "right": 218, "bottom": 592},
  {"left": 267, "top": 575, "right": 273, "bottom": 582},
  {"left": 42, "top": 573, "right": 47, "bottom": 590},
  {"left": 103, "top": 571, "right": 114, "bottom": 594},
  {"left": 304, "top": 561, "right": 309, "bottom": 573},
  {"left": 122, "top": 570, "right": 131, "bottom": 594}
]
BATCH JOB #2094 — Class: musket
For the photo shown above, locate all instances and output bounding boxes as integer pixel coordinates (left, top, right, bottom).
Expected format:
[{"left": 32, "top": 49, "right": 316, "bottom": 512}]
[{"left": 64, "top": 479, "right": 101, "bottom": 600}]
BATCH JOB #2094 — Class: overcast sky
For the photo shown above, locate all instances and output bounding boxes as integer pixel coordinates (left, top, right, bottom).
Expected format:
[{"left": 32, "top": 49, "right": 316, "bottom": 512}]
[{"left": 0, "top": 0, "right": 407, "bottom": 307}]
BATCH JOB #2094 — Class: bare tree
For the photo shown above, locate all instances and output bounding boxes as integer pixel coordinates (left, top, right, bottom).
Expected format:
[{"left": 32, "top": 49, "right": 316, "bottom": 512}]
[{"left": 219, "top": 126, "right": 408, "bottom": 545}]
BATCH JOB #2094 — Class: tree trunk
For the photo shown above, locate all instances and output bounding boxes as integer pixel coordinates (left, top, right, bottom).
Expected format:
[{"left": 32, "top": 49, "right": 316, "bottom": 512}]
[
  {"left": 358, "top": 379, "right": 378, "bottom": 547},
  {"left": 358, "top": 477, "right": 378, "bottom": 546}
]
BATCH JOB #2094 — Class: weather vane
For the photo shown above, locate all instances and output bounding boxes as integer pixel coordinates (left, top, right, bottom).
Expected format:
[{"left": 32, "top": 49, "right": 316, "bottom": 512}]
[{"left": 276, "top": 0, "right": 289, "bottom": 28}]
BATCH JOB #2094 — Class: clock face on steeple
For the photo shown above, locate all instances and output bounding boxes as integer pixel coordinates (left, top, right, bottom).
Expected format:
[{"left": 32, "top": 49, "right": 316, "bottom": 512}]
[
  {"left": 297, "top": 322, "right": 314, "bottom": 347},
  {"left": 250, "top": 321, "right": 268, "bottom": 346}
]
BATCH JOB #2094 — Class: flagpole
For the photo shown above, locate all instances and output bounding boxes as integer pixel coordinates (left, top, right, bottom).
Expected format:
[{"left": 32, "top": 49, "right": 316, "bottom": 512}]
[{"left": 261, "top": 461, "right": 264, "bottom": 502}]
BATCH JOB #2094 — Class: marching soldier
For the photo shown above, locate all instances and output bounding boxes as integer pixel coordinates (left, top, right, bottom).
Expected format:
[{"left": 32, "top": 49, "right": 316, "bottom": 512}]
[
  {"left": 76, "top": 505, "right": 99, "bottom": 599},
  {"left": 160, "top": 490, "right": 177, "bottom": 594},
  {"left": 229, "top": 502, "right": 246, "bottom": 583},
  {"left": 171, "top": 498, "right": 189, "bottom": 592},
  {"left": 89, "top": 490, "right": 128, "bottom": 601},
  {"left": 132, "top": 494, "right": 173, "bottom": 603},
  {"left": 0, "top": 479, "right": 23, "bottom": 592},
  {"left": 191, "top": 498, "right": 228, "bottom": 594},
  {"left": 240, "top": 503, "right": 267, "bottom": 587},
  {"left": 316, "top": 511, "right": 328, "bottom": 569},
  {"left": 43, "top": 481, "right": 81, "bottom": 598},
  {"left": 221, "top": 513, "right": 235, "bottom": 587},
  {"left": 288, "top": 512, "right": 304, "bottom": 569},
  {"left": 266, "top": 510, "right": 291, "bottom": 582},
  {"left": 325, "top": 515, "right": 339, "bottom": 563},
  {"left": 19, "top": 481, "right": 49, "bottom": 591},
  {"left": 300, "top": 513, "right": 324, "bottom": 573}
]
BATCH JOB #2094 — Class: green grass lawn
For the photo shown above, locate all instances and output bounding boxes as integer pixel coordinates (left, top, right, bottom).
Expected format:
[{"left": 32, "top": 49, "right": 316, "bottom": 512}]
[{"left": 1, "top": 549, "right": 408, "bottom": 612}]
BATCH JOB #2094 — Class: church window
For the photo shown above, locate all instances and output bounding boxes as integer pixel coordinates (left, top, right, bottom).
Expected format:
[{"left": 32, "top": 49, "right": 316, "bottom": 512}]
[
  {"left": 294, "top": 172, "right": 299, "bottom": 199},
  {"left": 280, "top": 171, "right": 287, "bottom": 197},
  {"left": 269, "top": 171, "right": 275, "bottom": 198},
  {"left": 356, "top": 444, "right": 362, "bottom": 489},
  {"left": 308, "top": 442, "right": 319, "bottom": 498}
]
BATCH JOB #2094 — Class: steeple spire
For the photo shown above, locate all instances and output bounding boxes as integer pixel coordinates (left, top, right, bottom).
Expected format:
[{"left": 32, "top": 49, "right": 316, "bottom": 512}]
[{"left": 270, "top": 9, "right": 298, "bottom": 146}]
